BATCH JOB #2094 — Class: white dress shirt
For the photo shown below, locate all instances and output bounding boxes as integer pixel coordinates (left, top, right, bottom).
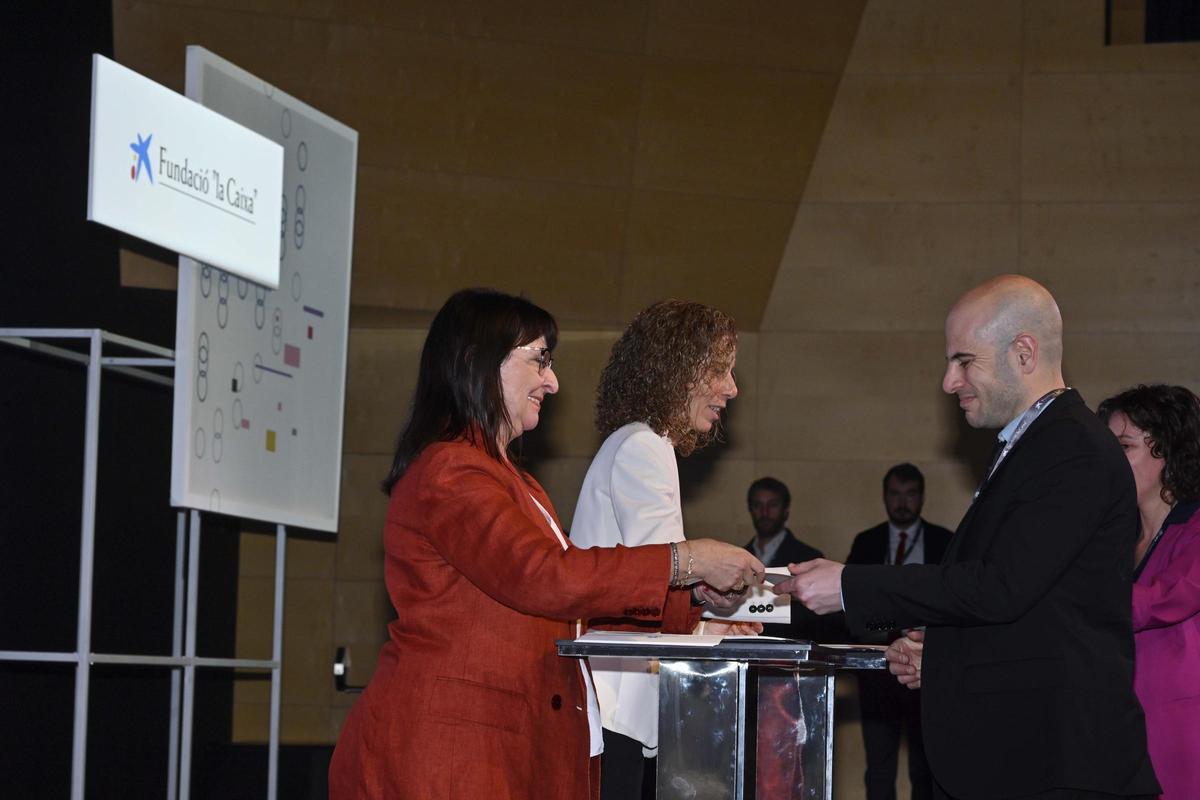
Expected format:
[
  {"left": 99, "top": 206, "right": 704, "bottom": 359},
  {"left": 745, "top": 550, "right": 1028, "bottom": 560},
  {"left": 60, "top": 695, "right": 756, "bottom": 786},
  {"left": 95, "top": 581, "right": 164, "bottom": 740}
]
[
  {"left": 887, "top": 521, "right": 927, "bottom": 565},
  {"left": 752, "top": 528, "right": 790, "bottom": 565}
]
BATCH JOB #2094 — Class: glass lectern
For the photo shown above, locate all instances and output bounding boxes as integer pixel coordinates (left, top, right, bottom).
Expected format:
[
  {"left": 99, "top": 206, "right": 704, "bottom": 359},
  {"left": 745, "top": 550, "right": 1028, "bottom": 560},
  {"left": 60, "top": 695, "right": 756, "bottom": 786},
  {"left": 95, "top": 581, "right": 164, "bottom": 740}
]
[{"left": 558, "top": 637, "right": 886, "bottom": 800}]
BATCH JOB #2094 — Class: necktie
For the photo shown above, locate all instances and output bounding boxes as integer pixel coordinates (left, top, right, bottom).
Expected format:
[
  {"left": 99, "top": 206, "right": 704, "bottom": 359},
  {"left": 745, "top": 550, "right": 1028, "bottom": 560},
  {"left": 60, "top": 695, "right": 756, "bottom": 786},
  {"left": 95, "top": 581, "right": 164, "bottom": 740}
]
[{"left": 894, "top": 530, "right": 908, "bottom": 565}]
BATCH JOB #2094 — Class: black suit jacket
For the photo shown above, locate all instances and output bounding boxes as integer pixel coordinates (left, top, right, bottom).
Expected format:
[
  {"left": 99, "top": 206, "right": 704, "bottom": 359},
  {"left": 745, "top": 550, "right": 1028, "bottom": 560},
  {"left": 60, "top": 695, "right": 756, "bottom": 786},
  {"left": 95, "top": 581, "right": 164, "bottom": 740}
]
[
  {"left": 846, "top": 520, "right": 953, "bottom": 567},
  {"left": 846, "top": 520, "right": 953, "bottom": 648},
  {"left": 745, "top": 530, "right": 844, "bottom": 642},
  {"left": 842, "top": 390, "right": 1158, "bottom": 799}
]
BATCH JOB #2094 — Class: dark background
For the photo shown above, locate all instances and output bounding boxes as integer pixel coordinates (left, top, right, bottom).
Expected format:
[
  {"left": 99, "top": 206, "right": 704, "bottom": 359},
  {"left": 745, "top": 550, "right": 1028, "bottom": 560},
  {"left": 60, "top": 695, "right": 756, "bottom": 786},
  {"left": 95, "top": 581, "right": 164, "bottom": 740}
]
[{"left": 0, "top": 4, "right": 249, "bottom": 798}]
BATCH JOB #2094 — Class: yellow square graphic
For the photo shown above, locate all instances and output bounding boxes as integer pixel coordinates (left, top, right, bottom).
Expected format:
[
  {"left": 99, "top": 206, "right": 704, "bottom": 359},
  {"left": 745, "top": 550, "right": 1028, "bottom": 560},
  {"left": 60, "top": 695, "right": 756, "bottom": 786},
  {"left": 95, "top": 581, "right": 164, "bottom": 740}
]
[{"left": 266, "top": 429, "right": 277, "bottom": 452}]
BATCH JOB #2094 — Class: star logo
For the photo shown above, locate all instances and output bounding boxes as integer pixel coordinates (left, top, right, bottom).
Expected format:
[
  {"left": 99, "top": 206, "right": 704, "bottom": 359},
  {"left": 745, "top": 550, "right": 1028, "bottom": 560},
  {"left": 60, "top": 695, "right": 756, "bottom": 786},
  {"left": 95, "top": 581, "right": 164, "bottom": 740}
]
[{"left": 130, "top": 133, "right": 153, "bottom": 183}]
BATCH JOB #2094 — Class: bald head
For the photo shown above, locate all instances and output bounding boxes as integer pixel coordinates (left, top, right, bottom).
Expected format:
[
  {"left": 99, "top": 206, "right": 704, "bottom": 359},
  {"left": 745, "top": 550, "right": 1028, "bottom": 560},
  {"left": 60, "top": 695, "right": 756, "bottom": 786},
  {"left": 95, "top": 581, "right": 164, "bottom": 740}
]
[
  {"left": 950, "top": 275, "right": 1063, "bottom": 372},
  {"left": 943, "top": 275, "right": 1067, "bottom": 429}
]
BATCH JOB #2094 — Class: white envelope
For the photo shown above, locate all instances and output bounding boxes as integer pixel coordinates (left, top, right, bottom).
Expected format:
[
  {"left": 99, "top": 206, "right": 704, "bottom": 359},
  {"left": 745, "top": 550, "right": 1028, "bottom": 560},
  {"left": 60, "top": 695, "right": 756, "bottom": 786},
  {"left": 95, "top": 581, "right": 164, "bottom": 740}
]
[{"left": 700, "top": 566, "right": 792, "bottom": 624}]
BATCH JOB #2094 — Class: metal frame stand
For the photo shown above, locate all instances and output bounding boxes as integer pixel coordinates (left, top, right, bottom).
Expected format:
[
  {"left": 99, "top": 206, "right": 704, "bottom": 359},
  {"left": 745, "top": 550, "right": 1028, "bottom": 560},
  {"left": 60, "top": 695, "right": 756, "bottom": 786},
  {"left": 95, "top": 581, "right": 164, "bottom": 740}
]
[{"left": 0, "top": 328, "right": 286, "bottom": 800}]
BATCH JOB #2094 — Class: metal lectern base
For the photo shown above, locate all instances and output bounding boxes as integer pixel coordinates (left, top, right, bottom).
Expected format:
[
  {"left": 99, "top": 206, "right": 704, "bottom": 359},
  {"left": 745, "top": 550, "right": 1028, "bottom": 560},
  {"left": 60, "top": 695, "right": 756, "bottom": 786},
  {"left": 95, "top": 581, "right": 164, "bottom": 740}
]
[{"left": 558, "top": 638, "right": 886, "bottom": 800}]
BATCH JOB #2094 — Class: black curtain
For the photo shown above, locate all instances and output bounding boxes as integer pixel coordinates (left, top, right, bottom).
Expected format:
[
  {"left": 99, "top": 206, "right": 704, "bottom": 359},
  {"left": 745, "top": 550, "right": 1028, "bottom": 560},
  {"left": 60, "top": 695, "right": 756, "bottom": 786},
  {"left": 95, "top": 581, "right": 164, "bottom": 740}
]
[{"left": 1, "top": 4, "right": 239, "bottom": 798}]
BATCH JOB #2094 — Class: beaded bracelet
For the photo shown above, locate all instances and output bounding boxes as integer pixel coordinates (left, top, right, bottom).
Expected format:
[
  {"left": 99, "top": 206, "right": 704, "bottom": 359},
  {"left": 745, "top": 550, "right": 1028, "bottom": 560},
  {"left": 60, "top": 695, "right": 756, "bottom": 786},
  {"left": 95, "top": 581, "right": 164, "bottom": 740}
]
[{"left": 669, "top": 541, "right": 680, "bottom": 586}]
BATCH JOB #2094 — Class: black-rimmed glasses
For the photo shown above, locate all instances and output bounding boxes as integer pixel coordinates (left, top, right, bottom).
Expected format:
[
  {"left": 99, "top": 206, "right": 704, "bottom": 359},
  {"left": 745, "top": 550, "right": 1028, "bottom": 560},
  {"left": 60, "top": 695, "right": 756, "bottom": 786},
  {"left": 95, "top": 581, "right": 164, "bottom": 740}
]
[{"left": 515, "top": 345, "right": 553, "bottom": 373}]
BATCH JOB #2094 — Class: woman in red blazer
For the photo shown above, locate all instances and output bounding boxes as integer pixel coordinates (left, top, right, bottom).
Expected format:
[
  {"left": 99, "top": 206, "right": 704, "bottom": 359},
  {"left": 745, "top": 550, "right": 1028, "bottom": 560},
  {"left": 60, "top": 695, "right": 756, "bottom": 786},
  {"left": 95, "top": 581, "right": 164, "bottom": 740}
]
[{"left": 328, "top": 289, "right": 763, "bottom": 800}]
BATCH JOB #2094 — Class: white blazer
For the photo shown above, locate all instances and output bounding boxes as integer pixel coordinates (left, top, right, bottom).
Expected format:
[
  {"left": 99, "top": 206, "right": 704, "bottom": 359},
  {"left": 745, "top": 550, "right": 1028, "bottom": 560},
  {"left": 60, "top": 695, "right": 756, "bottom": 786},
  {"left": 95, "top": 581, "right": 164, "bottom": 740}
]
[{"left": 571, "top": 421, "right": 684, "bottom": 753}]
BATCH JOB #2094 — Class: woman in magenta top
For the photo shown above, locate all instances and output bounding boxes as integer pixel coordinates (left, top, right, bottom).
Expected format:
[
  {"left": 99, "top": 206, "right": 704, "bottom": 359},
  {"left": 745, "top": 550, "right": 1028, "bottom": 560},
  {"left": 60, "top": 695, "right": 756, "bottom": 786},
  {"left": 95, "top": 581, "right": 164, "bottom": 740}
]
[{"left": 1099, "top": 384, "right": 1200, "bottom": 800}]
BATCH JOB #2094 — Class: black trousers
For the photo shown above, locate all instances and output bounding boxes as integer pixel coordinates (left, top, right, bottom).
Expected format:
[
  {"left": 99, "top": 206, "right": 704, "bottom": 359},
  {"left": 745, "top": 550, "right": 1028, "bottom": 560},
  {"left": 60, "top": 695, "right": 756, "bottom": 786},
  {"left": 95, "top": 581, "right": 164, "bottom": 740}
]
[
  {"left": 857, "top": 671, "right": 933, "bottom": 800},
  {"left": 599, "top": 728, "right": 655, "bottom": 800}
]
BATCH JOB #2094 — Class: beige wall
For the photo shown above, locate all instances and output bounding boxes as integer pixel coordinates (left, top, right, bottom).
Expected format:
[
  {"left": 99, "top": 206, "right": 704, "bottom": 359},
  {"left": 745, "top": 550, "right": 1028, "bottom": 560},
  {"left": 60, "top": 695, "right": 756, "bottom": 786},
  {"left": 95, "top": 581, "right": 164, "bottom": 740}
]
[
  {"left": 754, "top": 4, "right": 1200, "bottom": 792},
  {"left": 115, "top": 2, "right": 1200, "bottom": 795},
  {"left": 762, "top": 0, "right": 1200, "bottom": 566},
  {"left": 114, "top": 0, "right": 863, "bottom": 329}
]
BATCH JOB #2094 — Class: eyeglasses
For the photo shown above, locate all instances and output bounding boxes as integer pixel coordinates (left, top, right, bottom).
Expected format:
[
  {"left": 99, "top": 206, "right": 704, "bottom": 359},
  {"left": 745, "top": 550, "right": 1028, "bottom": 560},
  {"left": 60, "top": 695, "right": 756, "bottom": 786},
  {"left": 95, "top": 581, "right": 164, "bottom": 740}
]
[{"left": 514, "top": 345, "right": 553, "bottom": 373}]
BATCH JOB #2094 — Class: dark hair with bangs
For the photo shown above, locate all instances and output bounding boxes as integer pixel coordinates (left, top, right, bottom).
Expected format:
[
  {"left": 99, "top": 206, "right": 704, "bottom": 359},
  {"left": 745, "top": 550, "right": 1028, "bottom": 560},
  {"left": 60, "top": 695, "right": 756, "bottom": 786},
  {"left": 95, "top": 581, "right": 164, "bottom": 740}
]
[
  {"left": 1098, "top": 384, "right": 1200, "bottom": 505},
  {"left": 382, "top": 288, "right": 558, "bottom": 494},
  {"left": 596, "top": 299, "right": 737, "bottom": 457}
]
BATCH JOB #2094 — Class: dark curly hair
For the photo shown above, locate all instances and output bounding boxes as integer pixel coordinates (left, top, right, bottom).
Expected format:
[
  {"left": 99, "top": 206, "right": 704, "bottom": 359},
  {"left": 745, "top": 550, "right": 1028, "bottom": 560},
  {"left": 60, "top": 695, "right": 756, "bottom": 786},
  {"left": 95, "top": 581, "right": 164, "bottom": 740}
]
[
  {"left": 1098, "top": 384, "right": 1200, "bottom": 505},
  {"left": 595, "top": 300, "right": 737, "bottom": 456}
]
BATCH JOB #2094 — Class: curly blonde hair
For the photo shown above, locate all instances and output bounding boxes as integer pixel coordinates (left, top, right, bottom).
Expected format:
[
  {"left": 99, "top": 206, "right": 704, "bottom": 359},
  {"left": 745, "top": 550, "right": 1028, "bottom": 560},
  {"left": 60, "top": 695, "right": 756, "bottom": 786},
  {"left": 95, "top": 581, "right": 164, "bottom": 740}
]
[{"left": 596, "top": 300, "right": 737, "bottom": 456}]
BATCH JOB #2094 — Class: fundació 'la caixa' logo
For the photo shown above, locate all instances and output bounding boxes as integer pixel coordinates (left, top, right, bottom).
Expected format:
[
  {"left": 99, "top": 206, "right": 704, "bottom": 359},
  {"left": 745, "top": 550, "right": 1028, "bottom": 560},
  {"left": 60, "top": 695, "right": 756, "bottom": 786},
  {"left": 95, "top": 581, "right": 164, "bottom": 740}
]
[{"left": 130, "top": 132, "right": 153, "bottom": 184}]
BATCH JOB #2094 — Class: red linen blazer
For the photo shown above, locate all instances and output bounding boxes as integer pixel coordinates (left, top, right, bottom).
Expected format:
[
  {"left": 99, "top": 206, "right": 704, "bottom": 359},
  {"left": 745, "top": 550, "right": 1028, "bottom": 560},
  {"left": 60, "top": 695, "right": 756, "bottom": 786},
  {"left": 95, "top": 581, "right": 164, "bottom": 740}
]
[{"left": 329, "top": 439, "right": 698, "bottom": 799}]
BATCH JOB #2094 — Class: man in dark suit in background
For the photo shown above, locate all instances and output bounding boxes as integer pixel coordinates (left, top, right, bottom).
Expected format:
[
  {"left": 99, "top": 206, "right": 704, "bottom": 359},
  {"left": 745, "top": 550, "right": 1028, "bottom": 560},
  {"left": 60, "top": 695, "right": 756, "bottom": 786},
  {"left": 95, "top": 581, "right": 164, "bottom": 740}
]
[
  {"left": 743, "top": 477, "right": 840, "bottom": 640},
  {"left": 847, "top": 463, "right": 953, "bottom": 800},
  {"left": 776, "top": 275, "right": 1159, "bottom": 799}
]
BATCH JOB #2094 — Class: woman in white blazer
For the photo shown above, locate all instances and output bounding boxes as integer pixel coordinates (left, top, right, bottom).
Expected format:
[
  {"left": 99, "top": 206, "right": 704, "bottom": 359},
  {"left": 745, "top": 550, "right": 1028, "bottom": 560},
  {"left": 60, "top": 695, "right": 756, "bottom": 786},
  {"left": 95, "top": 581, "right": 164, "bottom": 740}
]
[{"left": 572, "top": 299, "right": 759, "bottom": 800}]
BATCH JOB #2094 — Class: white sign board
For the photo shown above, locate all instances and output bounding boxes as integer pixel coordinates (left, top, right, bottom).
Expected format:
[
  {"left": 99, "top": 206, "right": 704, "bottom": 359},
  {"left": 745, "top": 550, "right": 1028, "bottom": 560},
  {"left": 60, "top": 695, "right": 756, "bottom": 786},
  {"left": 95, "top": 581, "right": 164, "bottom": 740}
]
[
  {"left": 170, "top": 47, "right": 357, "bottom": 532},
  {"left": 87, "top": 54, "right": 283, "bottom": 287}
]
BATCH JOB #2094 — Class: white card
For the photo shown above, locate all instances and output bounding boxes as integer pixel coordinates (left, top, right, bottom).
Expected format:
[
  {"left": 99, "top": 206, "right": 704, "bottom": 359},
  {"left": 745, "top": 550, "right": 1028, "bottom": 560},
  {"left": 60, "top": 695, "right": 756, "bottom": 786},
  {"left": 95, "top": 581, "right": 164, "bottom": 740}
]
[{"left": 700, "top": 567, "right": 792, "bottom": 623}]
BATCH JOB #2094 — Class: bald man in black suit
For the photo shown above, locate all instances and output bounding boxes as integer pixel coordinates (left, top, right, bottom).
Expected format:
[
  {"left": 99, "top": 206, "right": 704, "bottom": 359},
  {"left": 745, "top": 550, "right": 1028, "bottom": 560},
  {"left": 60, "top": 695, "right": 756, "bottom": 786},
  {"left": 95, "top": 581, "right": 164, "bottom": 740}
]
[{"left": 778, "top": 276, "right": 1159, "bottom": 800}]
